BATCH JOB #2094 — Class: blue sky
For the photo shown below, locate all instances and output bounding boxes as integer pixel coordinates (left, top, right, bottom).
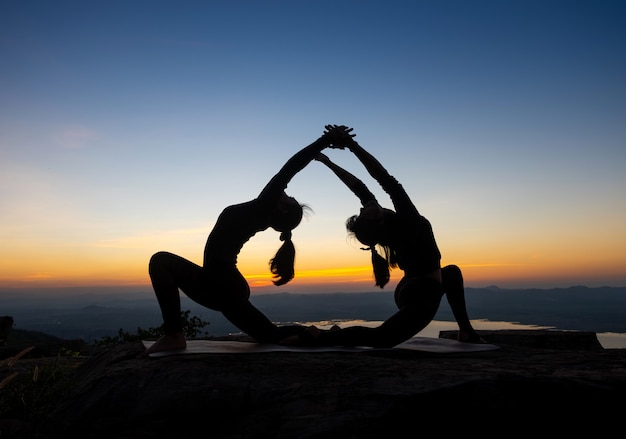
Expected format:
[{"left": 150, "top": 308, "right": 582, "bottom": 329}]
[{"left": 1, "top": 0, "right": 625, "bottom": 291}]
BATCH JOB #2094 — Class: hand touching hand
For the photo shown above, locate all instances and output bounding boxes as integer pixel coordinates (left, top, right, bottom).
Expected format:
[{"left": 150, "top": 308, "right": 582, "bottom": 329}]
[{"left": 322, "top": 124, "right": 357, "bottom": 149}]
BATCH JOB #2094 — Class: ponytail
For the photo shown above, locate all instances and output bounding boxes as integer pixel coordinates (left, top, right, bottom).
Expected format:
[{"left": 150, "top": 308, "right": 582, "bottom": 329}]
[
  {"left": 269, "top": 231, "right": 296, "bottom": 286},
  {"left": 363, "top": 246, "right": 390, "bottom": 288},
  {"left": 348, "top": 212, "right": 397, "bottom": 289}
]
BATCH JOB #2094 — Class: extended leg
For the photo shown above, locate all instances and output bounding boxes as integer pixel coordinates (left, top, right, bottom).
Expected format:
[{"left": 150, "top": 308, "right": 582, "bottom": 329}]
[{"left": 316, "top": 276, "right": 443, "bottom": 348}]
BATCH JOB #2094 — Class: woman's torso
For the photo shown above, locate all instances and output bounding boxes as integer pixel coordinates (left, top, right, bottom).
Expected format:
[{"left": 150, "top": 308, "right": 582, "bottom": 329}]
[
  {"left": 203, "top": 200, "right": 267, "bottom": 266},
  {"left": 389, "top": 210, "right": 441, "bottom": 277}
]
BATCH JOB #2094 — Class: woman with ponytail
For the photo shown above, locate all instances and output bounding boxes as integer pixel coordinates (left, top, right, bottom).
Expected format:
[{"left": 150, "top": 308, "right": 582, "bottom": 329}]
[
  {"left": 140, "top": 125, "right": 348, "bottom": 357},
  {"left": 289, "top": 127, "right": 483, "bottom": 348}
]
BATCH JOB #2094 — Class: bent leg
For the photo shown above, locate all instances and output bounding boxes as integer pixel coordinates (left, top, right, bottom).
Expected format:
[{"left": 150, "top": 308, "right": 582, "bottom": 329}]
[
  {"left": 441, "top": 264, "right": 483, "bottom": 342},
  {"left": 149, "top": 251, "right": 204, "bottom": 335},
  {"left": 317, "top": 277, "right": 443, "bottom": 348},
  {"left": 374, "top": 294, "right": 442, "bottom": 347},
  {"left": 139, "top": 251, "right": 203, "bottom": 356},
  {"left": 375, "top": 276, "right": 443, "bottom": 347}
]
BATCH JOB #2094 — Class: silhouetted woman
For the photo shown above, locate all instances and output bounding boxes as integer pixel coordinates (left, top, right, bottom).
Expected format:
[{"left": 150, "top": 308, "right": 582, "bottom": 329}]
[
  {"left": 140, "top": 126, "right": 347, "bottom": 357},
  {"left": 290, "top": 126, "right": 483, "bottom": 348}
]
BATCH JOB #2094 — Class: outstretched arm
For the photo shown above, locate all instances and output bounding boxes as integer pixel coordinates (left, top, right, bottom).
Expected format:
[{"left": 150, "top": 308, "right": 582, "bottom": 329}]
[
  {"left": 257, "top": 125, "right": 353, "bottom": 203},
  {"left": 315, "top": 152, "right": 377, "bottom": 206},
  {"left": 340, "top": 134, "right": 397, "bottom": 193},
  {"left": 325, "top": 125, "right": 415, "bottom": 213}
]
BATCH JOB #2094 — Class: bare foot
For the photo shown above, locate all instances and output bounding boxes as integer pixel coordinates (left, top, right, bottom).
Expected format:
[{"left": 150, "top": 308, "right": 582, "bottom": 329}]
[
  {"left": 458, "top": 330, "right": 487, "bottom": 344},
  {"left": 137, "top": 332, "right": 187, "bottom": 358}
]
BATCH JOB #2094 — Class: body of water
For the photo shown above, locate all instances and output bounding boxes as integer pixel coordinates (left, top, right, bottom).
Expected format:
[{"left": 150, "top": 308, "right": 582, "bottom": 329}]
[{"left": 297, "top": 319, "right": 626, "bottom": 349}]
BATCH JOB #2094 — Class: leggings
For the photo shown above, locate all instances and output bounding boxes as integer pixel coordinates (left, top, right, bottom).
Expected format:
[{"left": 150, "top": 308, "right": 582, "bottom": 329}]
[
  {"left": 148, "top": 251, "right": 303, "bottom": 342},
  {"left": 316, "top": 264, "right": 470, "bottom": 348}
]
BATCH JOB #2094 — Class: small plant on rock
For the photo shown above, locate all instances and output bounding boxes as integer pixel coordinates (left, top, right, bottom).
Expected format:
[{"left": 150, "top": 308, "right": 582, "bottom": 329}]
[{"left": 91, "top": 309, "right": 210, "bottom": 347}]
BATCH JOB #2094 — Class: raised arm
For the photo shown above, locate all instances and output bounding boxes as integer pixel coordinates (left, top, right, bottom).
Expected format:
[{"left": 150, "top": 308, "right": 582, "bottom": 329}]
[
  {"left": 342, "top": 137, "right": 397, "bottom": 193},
  {"left": 315, "top": 152, "right": 377, "bottom": 206},
  {"left": 257, "top": 125, "right": 351, "bottom": 203},
  {"left": 325, "top": 125, "right": 416, "bottom": 214}
]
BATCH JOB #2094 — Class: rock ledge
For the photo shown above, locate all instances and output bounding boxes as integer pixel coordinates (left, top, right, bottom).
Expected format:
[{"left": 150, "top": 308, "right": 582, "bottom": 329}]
[{"left": 17, "top": 331, "right": 626, "bottom": 438}]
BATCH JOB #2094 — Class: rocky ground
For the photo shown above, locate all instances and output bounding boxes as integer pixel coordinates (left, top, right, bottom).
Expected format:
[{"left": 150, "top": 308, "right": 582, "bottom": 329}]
[{"left": 2, "top": 330, "right": 626, "bottom": 438}]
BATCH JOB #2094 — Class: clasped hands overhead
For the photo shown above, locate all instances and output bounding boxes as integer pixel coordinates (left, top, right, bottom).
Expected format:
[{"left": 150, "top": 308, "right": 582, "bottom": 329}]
[{"left": 323, "top": 124, "right": 357, "bottom": 149}]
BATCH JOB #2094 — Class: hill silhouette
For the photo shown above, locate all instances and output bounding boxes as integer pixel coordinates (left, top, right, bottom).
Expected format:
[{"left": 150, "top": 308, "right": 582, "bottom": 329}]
[{"left": 2, "top": 285, "right": 626, "bottom": 342}]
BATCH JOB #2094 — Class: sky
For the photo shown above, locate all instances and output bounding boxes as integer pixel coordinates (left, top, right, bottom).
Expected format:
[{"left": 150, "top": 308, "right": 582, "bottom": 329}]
[{"left": 1, "top": 0, "right": 625, "bottom": 294}]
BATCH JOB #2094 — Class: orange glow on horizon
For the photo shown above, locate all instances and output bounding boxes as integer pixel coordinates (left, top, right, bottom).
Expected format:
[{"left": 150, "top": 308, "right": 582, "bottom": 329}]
[
  {"left": 0, "top": 264, "right": 379, "bottom": 290},
  {"left": 2, "top": 258, "right": 626, "bottom": 291},
  {"left": 1, "top": 251, "right": 620, "bottom": 294},
  {"left": 243, "top": 266, "right": 377, "bottom": 289}
]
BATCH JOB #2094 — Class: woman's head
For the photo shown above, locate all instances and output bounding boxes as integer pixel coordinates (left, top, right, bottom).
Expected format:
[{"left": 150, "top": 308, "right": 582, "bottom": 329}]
[
  {"left": 346, "top": 200, "right": 386, "bottom": 247},
  {"left": 269, "top": 193, "right": 304, "bottom": 234},
  {"left": 346, "top": 201, "right": 396, "bottom": 288},
  {"left": 268, "top": 193, "right": 311, "bottom": 286}
]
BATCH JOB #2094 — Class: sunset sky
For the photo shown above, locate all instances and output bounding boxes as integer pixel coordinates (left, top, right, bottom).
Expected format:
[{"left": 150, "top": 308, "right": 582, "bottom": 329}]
[{"left": 1, "top": 0, "right": 625, "bottom": 294}]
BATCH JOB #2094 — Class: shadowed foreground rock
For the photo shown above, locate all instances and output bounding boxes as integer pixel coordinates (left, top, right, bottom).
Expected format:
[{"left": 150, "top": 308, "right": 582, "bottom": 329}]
[{"left": 31, "top": 331, "right": 626, "bottom": 438}]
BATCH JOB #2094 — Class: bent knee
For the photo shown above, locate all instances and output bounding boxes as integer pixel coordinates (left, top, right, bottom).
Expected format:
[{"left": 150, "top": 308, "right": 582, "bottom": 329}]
[
  {"left": 149, "top": 251, "right": 175, "bottom": 273},
  {"left": 150, "top": 251, "right": 167, "bottom": 265},
  {"left": 442, "top": 264, "right": 462, "bottom": 278}
]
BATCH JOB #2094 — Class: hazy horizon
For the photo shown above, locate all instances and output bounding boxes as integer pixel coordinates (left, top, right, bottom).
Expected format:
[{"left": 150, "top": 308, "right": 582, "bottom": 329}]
[
  {"left": 4, "top": 285, "right": 626, "bottom": 350},
  {"left": 2, "top": 281, "right": 626, "bottom": 300}
]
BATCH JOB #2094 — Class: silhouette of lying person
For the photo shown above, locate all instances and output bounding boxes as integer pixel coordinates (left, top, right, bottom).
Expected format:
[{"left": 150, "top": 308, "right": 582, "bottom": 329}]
[
  {"left": 139, "top": 125, "right": 352, "bottom": 357},
  {"left": 283, "top": 126, "right": 484, "bottom": 348}
]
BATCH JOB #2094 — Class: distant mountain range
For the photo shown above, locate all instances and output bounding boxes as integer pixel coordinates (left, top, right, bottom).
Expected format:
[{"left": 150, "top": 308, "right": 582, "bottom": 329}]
[{"left": 2, "top": 285, "right": 625, "bottom": 342}]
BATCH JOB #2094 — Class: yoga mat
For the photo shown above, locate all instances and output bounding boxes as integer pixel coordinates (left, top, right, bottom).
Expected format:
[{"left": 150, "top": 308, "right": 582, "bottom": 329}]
[{"left": 143, "top": 337, "right": 499, "bottom": 357}]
